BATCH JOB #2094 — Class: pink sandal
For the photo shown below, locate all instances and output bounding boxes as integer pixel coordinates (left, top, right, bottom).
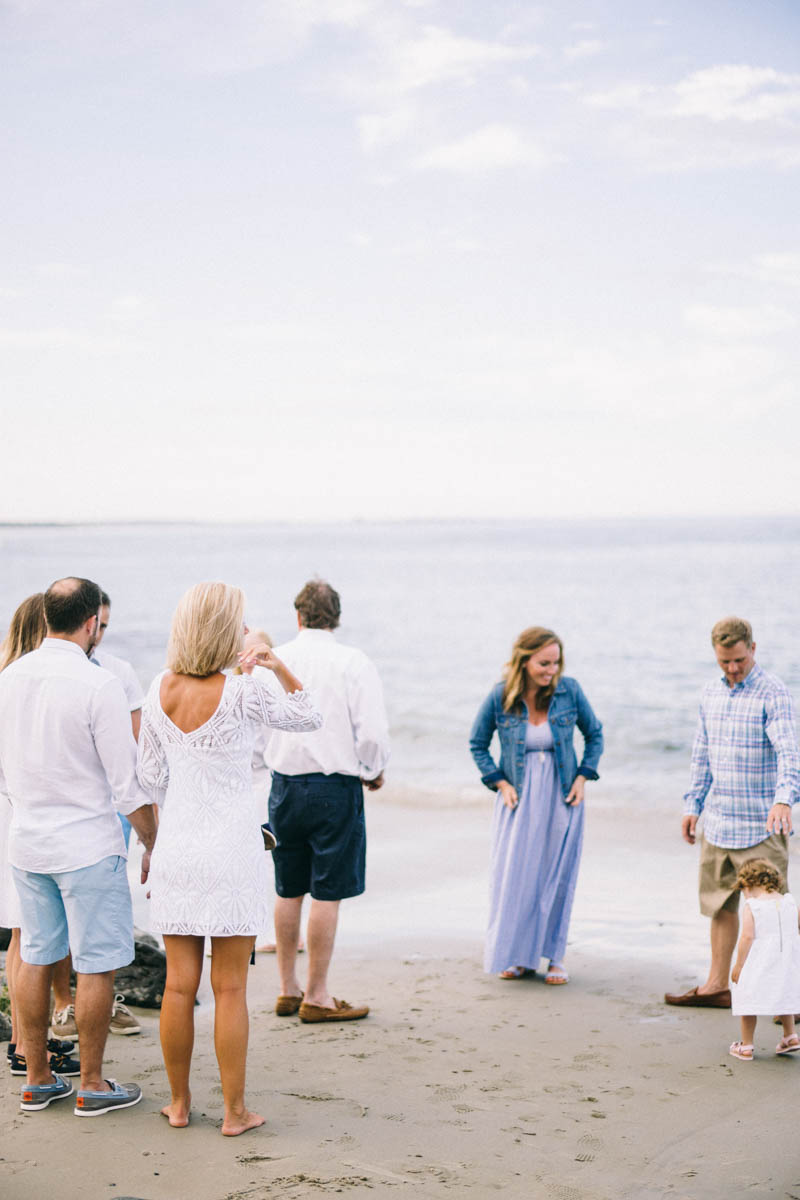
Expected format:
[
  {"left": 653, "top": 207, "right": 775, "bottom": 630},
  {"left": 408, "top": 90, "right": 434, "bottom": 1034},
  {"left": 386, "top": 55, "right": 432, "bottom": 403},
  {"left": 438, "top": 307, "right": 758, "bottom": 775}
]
[
  {"left": 776, "top": 1035, "right": 800, "bottom": 1055},
  {"left": 729, "top": 1041, "right": 754, "bottom": 1061}
]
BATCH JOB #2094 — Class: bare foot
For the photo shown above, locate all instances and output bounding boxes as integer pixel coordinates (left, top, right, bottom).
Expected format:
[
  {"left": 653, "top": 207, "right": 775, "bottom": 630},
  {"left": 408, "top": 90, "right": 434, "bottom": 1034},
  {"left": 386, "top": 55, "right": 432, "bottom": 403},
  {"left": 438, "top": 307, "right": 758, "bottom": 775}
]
[
  {"left": 161, "top": 1096, "right": 191, "bottom": 1127},
  {"left": 221, "top": 1109, "right": 265, "bottom": 1137},
  {"left": 256, "top": 941, "right": 305, "bottom": 954}
]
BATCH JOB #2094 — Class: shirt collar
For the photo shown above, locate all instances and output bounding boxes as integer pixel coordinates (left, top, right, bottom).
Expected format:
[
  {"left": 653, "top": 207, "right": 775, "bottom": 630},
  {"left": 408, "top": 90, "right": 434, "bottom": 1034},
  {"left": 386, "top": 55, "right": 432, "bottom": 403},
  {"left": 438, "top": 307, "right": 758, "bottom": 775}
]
[
  {"left": 721, "top": 662, "right": 763, "bottom": 691},
  {"left": 41, "top": 637, "right": 89, "bottom": 659},
  {"left": 296, "top": 628, "right": 335, "bottom": 639}
]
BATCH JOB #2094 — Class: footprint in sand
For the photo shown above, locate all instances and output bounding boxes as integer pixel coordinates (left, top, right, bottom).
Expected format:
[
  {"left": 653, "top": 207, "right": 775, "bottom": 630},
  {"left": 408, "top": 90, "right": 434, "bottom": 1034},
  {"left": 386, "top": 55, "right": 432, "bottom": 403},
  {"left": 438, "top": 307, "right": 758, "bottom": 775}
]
[
  {"left": 433, "top": 1084, "right": 467, "bottom": 1100},
  {"left": 575, "top": 1132, "right": 603, "bottom": 1162}
]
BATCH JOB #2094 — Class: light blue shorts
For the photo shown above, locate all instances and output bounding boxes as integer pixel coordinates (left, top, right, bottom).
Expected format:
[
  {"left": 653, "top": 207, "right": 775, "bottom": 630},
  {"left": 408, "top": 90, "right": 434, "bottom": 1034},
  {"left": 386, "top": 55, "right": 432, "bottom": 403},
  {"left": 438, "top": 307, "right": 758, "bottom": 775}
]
[{"left": 13, "top": 855, "right": 135, "bottom": 974}]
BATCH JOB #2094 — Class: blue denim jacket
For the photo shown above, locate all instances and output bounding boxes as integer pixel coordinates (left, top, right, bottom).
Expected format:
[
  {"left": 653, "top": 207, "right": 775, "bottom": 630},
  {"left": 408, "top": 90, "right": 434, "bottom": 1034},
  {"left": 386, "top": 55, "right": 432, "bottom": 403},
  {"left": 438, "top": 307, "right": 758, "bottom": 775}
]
[{"left": 469, "top": 677, "right": 603, "bottom": 797}]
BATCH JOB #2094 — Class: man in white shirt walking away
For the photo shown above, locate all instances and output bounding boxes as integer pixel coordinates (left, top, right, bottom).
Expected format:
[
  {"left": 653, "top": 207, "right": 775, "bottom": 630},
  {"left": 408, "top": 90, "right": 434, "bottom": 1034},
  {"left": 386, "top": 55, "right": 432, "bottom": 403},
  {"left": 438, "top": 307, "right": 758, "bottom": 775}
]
[
  {"left": 0, "top": 578, "right": 157, "bottom": 1115},
  {"left": 260, "top": 580, "right": 390, "bottom": 1023}
]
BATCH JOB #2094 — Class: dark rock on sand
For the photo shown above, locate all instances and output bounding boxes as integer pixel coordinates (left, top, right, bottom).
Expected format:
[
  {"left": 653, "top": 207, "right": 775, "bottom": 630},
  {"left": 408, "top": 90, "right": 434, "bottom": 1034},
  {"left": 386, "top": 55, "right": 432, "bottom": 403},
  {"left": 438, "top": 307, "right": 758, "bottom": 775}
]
[{"left": 112, "top": 929, "right": 167, "bottom": 1009}]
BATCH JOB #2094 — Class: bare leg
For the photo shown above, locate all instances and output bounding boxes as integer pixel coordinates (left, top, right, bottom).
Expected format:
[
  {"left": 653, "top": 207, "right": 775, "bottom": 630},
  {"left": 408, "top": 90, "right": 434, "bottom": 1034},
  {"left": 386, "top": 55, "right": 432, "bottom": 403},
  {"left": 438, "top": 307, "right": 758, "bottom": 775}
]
[
  {"left": 700, "top": 909, "right": 739, "bottom": 993},
  {"left": 159, "top": 935, "right": 204, "bottom": 1126},
  {"left": 740, "top": 1014, "right": 756, "bottom": 1045},
  {"left": 780, "top": 1015, "right": 797, "bottom": 1038},
  {"left": 274, "top": 895, "right": 304, "bottom": 998},
  {"left": 51, "top": 953, "right": 73, "bottom": 1012},
  {"left": 304, "top": 899, "right": 340, "bottom": 1009},
  {"left": 15, "top": 961, "right": 54, "bottom": 1086},
  {"left": 210, "top": 936, "right": 264, "bottom": 1136},
  {"left": 75, "top": 971, "right": 114, "bottom": 1092},
  {"left": 6, "top": 929, "right": 22, "bottom": 1051}
]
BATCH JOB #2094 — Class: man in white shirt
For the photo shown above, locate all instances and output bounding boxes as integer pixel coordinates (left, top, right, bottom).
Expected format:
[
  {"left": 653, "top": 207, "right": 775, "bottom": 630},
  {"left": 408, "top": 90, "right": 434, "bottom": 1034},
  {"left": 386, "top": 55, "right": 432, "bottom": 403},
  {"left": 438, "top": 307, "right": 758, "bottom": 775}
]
[
  {"left": 91, "top": 590, "right": 145, "bottom": 740},
  {"left": 260, "top": 579, "right": 390, "bottom": 1023},
  {"left": 0, "top": 577, "right": 157, "bottom": 1116}
]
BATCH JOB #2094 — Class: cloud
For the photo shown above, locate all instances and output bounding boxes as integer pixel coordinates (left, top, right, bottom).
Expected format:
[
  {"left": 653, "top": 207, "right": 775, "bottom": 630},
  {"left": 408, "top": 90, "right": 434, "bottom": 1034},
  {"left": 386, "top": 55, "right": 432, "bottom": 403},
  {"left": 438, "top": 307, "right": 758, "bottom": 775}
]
[
  {"left": 708, "top": 252, "right": 800, "bottom": 289},
  {"left": 413, "top": 124, "right": 556, "bottom": 172},
  {"left": 357, "top": 105, "right": 417, "bottom": 150},
  {"left": 588, "top": 63, "right": 800, "bottom": 124},
  {"left": 683, "top": 303, "right": 796, "bottom": 339},
  {"left": 362, "top": 23, "right": 540, "bottom": 95},
  {"left": 751, "top": 252, "right": 800, "bottom": 287},
  {"left": 671, "top": 65, "right": 800, "bottom": 123},
  {"left": 584, "top": 63, "right": 800, "bottom": 171},
  {"left": 110, "top": 294, "right": 154, "bottom": 323}
]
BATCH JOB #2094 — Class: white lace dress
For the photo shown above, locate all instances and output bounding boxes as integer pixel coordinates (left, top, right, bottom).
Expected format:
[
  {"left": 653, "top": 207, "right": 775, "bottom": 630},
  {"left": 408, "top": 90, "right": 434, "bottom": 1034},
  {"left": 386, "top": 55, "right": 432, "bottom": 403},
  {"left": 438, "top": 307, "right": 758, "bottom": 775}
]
[{"left": 137, "top": 672, "right": 321, "bottom": 937}]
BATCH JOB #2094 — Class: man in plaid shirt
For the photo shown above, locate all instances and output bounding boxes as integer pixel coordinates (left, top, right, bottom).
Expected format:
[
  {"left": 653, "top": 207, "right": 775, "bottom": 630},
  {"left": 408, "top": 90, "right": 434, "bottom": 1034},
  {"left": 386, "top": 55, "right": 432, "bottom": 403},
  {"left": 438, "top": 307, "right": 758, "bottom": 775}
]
[{"left": 666, "top": 616, "right": 800, "bottom": 1008}]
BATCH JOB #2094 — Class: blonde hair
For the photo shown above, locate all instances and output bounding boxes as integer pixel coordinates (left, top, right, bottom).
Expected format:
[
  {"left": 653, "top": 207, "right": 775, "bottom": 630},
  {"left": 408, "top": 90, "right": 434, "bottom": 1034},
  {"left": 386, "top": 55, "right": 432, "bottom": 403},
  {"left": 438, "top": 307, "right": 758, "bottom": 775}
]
[
  {"left": 167, "top": 582, "right": 245, "bottom": 677},
  {"left": 502, "top": 627, "right": 564, "bottom": 714},
  {"left": 0, "top": 593, "right": 46, "bottom": 672},
  {"left": 737, "top": 858, "right": 783, "bottom": 894},
  {"left": 711, "top": 616, "right": 753, "bottom": 649}
]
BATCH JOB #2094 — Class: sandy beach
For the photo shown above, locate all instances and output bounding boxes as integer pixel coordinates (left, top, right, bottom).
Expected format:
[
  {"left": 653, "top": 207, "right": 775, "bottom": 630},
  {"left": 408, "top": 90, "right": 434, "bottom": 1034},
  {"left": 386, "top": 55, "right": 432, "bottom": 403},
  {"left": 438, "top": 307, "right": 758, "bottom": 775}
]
[{"left": 2, "top": 793, "right": 799, "bottom": 1199}]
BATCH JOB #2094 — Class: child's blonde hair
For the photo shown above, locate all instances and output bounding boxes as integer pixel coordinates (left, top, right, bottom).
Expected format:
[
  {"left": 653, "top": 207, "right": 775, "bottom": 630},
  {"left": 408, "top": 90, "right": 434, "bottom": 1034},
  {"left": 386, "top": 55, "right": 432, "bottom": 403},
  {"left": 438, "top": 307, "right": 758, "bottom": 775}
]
[{"left": 737, "top": 858, "right": 784, "bottom": 893}]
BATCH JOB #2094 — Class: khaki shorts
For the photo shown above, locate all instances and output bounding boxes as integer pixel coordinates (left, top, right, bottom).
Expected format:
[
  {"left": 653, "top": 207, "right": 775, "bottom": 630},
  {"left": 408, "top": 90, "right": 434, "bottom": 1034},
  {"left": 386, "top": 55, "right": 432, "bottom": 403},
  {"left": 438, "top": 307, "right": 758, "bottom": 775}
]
[{"left": 698, "top": 832, "right": 788, "bottom": 917}]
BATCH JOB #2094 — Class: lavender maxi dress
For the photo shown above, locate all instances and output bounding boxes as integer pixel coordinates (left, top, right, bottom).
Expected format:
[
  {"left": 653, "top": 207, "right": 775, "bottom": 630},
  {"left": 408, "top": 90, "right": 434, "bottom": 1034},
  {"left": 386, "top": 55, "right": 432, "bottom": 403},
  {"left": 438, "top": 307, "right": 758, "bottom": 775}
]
[{"left": 485, "top": 721, "right": 583, "bottom": 973}]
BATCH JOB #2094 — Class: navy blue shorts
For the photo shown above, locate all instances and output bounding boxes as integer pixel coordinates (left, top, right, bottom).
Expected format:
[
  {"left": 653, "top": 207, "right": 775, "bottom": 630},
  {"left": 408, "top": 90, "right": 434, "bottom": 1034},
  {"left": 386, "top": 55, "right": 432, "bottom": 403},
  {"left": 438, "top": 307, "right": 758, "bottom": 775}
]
[{"left": 269, "top": 772, "right": 366, "bottom": 901}]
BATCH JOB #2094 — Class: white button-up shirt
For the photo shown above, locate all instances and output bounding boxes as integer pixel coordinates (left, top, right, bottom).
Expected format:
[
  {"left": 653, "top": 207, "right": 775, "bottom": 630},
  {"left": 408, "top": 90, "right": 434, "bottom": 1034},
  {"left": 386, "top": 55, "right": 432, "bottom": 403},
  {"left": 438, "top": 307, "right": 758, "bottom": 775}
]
[
  {"left": 91, "top": 647, "right": 145, "bottom": 712},
  {"left": 257, "top": 628, "right": 390, "bottom": 780},
  {"left": 0, "top": 638, "right": 150, "bottom": 873}
]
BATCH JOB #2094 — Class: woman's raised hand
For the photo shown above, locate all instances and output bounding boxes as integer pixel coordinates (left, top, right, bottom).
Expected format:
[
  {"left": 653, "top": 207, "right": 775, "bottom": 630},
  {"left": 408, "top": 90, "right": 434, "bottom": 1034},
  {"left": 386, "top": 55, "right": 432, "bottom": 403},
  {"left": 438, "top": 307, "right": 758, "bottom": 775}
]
[
  {"left": 238, "top": 643, "right": 280, "bottom": 672},
  {"left": 497, "top": 780, "right": 519, "bottom": 811}
]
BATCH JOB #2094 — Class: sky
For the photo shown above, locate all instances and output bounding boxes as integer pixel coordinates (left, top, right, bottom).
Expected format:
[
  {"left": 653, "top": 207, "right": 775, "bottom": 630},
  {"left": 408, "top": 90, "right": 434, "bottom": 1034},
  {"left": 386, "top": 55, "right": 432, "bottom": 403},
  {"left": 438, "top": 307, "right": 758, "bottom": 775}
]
[{"left": 1, "top": 0, "right": 799, "bottom": 522}]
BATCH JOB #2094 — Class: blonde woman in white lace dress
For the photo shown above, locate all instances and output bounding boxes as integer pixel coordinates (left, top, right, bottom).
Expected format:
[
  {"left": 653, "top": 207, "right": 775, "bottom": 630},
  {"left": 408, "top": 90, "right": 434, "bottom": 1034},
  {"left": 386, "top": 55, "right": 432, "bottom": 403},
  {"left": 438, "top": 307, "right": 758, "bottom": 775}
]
[{"left": 137, "top": 582, "right": 321, "bottom": 1135}]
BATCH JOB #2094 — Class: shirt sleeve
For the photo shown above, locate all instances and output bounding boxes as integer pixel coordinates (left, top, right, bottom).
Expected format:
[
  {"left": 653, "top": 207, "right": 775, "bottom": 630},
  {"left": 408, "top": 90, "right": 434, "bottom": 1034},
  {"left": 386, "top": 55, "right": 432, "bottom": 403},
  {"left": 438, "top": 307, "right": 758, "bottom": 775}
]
[
  {"left": 242, "top": 675, "right": 324, "bottom": 733},
  {"left": 90, "top": 677, "right": 152, "bottom": 816},
  {"left": 136, "top": 698, "right": 170, "bottom": 808},
  {"left": 468, "top": 688, "right": 504, "bottom": 789},
  {"left": 764, "top": 686, "right": 800, "bottom": 806},
  {"left": 345, "top": 656, "right": 390, "bottom": 781},
  {"left": 683, "top": 702, "right": 712, "bottom": 816}
]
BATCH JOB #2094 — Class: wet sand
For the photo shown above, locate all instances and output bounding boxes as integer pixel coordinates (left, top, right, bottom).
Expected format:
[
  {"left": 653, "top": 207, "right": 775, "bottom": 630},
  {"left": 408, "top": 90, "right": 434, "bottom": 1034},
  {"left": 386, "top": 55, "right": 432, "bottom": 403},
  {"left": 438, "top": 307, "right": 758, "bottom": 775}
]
[{"left": 2, "top": 795, "right": 799, "bottom": 1199}]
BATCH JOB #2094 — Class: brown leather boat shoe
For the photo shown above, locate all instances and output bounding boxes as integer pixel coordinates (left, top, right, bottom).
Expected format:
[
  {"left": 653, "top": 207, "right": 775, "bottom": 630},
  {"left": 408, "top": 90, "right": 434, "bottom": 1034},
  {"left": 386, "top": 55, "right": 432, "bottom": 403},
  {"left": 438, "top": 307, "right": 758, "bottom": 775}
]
[
  {"left": 298, "top": 998, "right": 369, "bottom": 1023},
  {"left": 275, "top": 992, "right": 303, "bottom": 1016},
  {"left": 664, "top": 986, "right": 731, "bottom": 1008}
]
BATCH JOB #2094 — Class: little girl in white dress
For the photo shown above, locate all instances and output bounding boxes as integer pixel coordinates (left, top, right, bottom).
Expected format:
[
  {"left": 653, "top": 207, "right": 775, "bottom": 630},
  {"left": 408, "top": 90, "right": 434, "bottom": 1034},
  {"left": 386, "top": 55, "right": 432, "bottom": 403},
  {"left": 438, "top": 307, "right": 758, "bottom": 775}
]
[{"left": 730, "top": 858, "right": 800, "bottom": 1061}]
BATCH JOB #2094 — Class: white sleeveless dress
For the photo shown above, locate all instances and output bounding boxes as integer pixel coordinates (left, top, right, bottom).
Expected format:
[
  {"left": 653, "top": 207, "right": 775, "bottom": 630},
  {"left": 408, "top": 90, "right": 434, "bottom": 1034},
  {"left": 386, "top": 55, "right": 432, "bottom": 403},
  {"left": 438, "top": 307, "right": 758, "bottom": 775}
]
[
  {"left": 732, "top": 893, "right": 800, "bottom": 1016},
  {"left": 137, "top": 672, "right": 321, "bottom": 937}
]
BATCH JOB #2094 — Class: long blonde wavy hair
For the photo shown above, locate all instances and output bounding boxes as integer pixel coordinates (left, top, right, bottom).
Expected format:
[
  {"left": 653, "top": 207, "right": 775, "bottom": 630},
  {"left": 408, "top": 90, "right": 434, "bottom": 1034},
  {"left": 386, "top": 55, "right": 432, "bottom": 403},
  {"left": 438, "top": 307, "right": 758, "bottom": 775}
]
[
  {"left": 502, "top": 626, "right": 564, "bottom": 714},
  {"left": 0, "top": 593, "right": 46, "bottom": 672},
  {"left": 167, "top": 582, "right": 246, "bottom": 677}
]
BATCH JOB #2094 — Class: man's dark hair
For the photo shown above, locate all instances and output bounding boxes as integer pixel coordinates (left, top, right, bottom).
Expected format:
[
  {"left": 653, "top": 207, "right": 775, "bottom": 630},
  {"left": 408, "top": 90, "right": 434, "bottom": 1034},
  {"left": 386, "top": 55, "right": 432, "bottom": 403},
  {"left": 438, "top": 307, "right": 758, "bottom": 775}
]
[
  {"left": 294, "top": 579, "right": 341, "bottom": 630},
  {"left": 100, "top": 590, "right": 111, "bottom": 608},
  {"left": 44, "top": 578, "right": 102, "bottom": 634}
]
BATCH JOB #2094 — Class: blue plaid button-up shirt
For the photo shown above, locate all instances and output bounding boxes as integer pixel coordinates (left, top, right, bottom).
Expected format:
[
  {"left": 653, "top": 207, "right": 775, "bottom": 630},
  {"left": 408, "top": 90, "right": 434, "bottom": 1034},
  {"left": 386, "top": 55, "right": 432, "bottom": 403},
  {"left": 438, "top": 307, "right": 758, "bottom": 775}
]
[{"left": 683, "top": 664, "right": 800, "bottom": 848}]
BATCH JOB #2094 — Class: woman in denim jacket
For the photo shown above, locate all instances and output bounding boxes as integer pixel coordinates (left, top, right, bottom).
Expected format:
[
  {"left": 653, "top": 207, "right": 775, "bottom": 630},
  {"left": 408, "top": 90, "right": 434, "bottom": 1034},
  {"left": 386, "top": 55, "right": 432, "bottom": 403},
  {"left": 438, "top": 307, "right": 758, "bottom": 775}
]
[{"left": 469, "top": 626, "right": 603, "bottom": 983}]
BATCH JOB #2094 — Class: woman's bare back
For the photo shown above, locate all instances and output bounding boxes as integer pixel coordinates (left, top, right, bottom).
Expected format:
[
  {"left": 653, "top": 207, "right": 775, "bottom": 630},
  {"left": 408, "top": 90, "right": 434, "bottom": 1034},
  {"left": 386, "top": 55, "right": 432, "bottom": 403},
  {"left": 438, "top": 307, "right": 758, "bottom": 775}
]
[{"left": 159, "top": 671, "right": 227, "bottom": 733}]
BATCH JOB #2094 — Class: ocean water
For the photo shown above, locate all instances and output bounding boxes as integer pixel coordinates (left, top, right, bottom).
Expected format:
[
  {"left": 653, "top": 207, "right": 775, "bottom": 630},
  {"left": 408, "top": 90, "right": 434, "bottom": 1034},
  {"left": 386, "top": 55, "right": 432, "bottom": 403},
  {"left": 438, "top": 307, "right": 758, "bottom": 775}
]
[{"left": 2, "top": 518, "right": 799, "bottom": 809}]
